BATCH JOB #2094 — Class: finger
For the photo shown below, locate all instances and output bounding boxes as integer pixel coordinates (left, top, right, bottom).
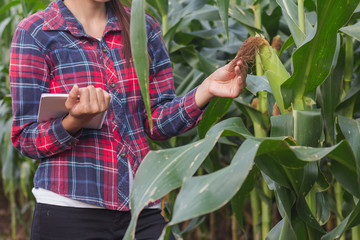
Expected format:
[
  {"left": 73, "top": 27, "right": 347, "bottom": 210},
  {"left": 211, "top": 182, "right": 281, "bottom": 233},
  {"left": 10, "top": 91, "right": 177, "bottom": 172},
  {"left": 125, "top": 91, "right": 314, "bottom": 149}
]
[
  {"left": 237, "top": 74, "right": 246, "bottom": 93},
  {"left": 99, "top": 90, "right": 111, "bottom": 112},
  {"left": 96, "top": 88, "right": 106, "bottom": 111},
  {"left": 226, "top": 58, "right": 238, "bottom": 72},
  {"left": 103, "top": 90, "right": 111, "bottom": 109},
  {"left": 79, "top": 87, "right": 90, "bottom": 110},
  {"left": 65, "top": 84, "right": 80, "bottom": 110},
  {"left": 236, "top": 60, "right": 242, "bottom": 67},
  {"left": 235, "top": 65, "right": 241, "bottom": 76},
  {"left": 87, "top": 85, "right": 99, "bottom": 113}
]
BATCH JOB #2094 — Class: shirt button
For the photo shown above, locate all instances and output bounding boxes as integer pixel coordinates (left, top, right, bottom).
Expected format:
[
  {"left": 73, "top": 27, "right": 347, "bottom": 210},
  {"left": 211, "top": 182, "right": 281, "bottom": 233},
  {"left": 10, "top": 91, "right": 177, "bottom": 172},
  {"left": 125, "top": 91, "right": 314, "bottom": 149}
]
[
  {"left": 102, "top": 47, "right": 107, "bottom": 53},
  {"left": 113, "top": 120, "right": 117, "bottom": 125},
  {"left": 110, "top": 82, "right": 116, "bottom": 88},
  {"left": 120, "top": 152, "right": 126, "bottom": 158}
]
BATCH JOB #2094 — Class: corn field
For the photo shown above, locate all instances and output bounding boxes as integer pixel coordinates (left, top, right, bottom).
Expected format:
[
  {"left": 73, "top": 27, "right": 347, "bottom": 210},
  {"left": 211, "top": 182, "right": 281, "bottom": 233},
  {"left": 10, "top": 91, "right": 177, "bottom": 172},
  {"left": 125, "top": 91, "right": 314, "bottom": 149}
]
[{"left": 1, "top": 0, "right": 360, "bottom": 239}]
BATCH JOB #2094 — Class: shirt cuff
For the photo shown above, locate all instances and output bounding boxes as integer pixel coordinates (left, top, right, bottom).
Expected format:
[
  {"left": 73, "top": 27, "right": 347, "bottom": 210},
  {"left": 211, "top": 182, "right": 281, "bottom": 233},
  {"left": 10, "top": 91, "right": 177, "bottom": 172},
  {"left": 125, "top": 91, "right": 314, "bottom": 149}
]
[
  {"left": 52, "top": 116, "right": 81, "bottom": 149},
  {"left": 183, "top": 87, "right": 207, "bottom": 124}
]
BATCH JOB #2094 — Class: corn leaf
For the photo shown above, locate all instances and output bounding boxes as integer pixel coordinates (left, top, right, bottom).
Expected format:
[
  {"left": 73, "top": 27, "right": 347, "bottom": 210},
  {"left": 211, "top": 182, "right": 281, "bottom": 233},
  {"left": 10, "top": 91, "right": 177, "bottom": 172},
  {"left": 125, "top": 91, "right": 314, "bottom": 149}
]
[
  {"left": 231, "top": 168, "right": 257, "bottom": 232},
  {"left": 216, "top": 0, "right": 230, "bottom": 39},
  {"left": 197, "top": 97, "right": 233, "bottom": 139},
  {"left": 319, "top": 37, "right": 343, "bottom": 144},
  {"left": 245, "top": 75, "right": 272, "bottom": 96},
  {"left": 279, "top": 35, "right": 295, "bottom": 56},
  {"left": 0, "top": 0, "right": 20, "bottom": 17},
  {"left": 130, "top": 0, "right": 153, "bottom": 132},
  {"left": 255, "top": 156, "right": 294, "bottom": 190},
  {"left": 234, "top": 98, "right": 268, "bottom": 131},
  {"left": 296, "top": 194, "right": 325, "bottom": 234},
  {"left": 340, "top": 22, "right": 360, "bottom": 42},
  {"left": 168, "top": 138, "right": 258, "bottom": 225},
  {"left": 275, "top": 0, "right": 313, "bottom": 47},
  {"left": 229, "top": 4, "right": 261, "bottom": 36},
  {"left": 316, "top": 192, "right": 331, "bottom": 225},
  {"left": 337, "top": 116, "right": 360, "bottom": 197},
  {"left": 321, "top": 202, "right": 360, "bottom": 240},
  {"left": 165, "top": 138, "right": 354, "bottom": 236},
  {"left": 293, "top": 109, "right": 322, "bottom": 147},
  {"left": 123, "top": 118, "right": 252, "bottom": 240},
  {"left": 336, "top": 76, "right": 360, "bottom": 118},
  {"left": 123, "top": 116, "right": 356, "bottom": 238},
  {"left": 281, "top": 0, "right": 360, "bottom": 109},
  {"left": 270, "top": 114, "right": 293, "bottom": 137},
  {"left": 146, "top": 0, "right": 168, "bottom": 17}
]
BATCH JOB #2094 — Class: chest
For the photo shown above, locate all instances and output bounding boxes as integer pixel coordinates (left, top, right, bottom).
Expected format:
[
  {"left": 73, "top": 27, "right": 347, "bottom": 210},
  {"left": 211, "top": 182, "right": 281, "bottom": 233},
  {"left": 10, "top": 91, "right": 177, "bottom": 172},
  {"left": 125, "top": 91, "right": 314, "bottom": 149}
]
[{"left": 43, "top": 32, "right": 142, "bottom": 102}]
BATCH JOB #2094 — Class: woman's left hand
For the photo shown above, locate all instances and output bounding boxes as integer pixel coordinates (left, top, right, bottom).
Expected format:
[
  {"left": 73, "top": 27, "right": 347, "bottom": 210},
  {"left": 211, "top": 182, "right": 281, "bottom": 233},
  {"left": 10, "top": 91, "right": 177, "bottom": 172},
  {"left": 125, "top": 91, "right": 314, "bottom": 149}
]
[{"left": 195, "top": 59, "right": 248, "bottom": 108}]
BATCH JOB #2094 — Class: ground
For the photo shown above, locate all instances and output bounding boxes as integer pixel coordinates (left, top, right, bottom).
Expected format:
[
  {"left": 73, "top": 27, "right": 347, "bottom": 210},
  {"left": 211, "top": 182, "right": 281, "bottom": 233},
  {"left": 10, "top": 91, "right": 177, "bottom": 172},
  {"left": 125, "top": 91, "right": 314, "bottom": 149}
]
[{"left": 0, "top": 186, "right": 29, "bottom": 240}]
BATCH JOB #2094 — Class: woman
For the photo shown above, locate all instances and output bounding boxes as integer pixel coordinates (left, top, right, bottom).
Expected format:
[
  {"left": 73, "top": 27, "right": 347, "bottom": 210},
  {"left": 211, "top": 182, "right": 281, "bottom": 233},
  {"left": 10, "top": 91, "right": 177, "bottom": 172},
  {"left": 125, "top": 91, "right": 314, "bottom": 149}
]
[{"left": 9, "top": 0, "right": 247, "bottom": 239}]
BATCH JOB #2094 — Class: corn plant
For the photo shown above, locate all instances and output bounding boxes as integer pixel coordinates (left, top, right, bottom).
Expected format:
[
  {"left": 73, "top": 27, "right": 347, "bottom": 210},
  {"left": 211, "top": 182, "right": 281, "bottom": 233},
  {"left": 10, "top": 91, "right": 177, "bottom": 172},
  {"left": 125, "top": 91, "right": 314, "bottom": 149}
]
[
  {"left": 2, "top": 0, "right": 360, "bottom": 239},
  {"left": 0, "top": 1, "right": 48, "bottom": 239},
  {"left": 125, "top": 0, "right": 360, "bottom": 239}
]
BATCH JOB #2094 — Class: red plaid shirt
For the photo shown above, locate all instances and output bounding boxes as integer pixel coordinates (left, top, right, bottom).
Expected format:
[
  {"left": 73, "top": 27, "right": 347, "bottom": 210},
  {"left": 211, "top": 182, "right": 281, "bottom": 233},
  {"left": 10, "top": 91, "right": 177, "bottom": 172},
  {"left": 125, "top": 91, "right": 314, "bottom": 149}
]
[{"left": 10, "top": 0, "right": 204, "bottom": 210}]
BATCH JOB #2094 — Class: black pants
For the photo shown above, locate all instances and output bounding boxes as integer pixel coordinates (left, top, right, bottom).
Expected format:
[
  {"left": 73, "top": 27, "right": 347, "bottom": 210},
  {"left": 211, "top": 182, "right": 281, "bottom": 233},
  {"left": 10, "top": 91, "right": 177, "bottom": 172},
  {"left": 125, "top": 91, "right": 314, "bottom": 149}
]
[{"left": 31, "top": 203, "right": 175, "bottom": 240}]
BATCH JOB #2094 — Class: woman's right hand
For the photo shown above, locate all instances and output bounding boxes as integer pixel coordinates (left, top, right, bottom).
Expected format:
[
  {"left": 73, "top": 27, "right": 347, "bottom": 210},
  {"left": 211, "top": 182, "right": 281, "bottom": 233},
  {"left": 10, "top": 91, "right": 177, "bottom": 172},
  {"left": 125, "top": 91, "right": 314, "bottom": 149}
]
[{"left": 62, "top": 85, "right": 111, "bottom": 135}]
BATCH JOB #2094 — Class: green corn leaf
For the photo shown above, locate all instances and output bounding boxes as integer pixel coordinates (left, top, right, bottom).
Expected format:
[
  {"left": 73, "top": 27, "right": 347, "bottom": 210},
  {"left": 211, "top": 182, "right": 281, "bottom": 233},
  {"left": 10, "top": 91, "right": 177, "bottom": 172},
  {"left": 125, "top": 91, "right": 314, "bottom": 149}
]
[
  {"left": 336, "top": 116, "right": 360, "bottom": 197},
  {"left": 319, "top": 36, "right": 343, "bottom": 144},
  {"left": 336, "top": 76, "right": 360, "bottom": 118},
  {"left": 178, "top": 0, "right": 209, "bottom": 19},
  {"left": 338, "top": 117, "right": 360, "bottom": 164},
  {"left": 321, "top": 201, "right": 360, "bottom": 240},
  {"left": 168, "top": 136, "right": 355, "bottom": 234},
  {"left": 147, "top": 0, "right": 168, "bottom": 17},
  {"left": 168, "top": 138, "right": 259, "bottom": 225},
  {"left": 279, "top": 35, "right": 295, "bottom": 56},
  {"left": 245, "top": 75, "right": 272, "bottom": 96},
  {"left": 123, "top": 118, "right": 252, "bottom": 240},
  {"left": 281, "top": 0, "right": 360, "bottom": 110},
  {"left": 299, "top": 162, "right": 318, "bottom": 197},
  {"left": 20, "top": 161, "right": 31, "bottom": 199},
  {"left": 130, "top": 0, "right": 153, "bottom": 133},
  {"left": 231, "top": 168, "right": 258, "bottom": 231},
  {"left": 20, "top": 0, "right": 27, "bottom": 16},
  {"left": 316, "top": 192, "right": 331, "bottom": 225},
  {"left": 330, "top": 160, "right": 360, "bottom": 199},
  {"left": 124, "top": 137, "right": 218, "bottom": 239},
  {"left": 0, "top": 0, "right": 20, "bottom": 17},
  {"left": 123, "top": 115, "right": 358, "bottom": 239},
  {"left": 296, "top": 195, "right": 325, "bottom": 234},
  {"left": 229, "top": 4, "right": 260, "bottom": 36},
  {"left": 275, "top": 0, "right": 312, "bottom": 47},
  {"left": 0, "top": 17, "right": 13, "bottom": 39},
  {"left": 197, "top": 97, "right": 233, "bottom": 139},
  {"left": 216, "top": 0, "right": 230, "bottom": 39},
  {"left": 234, "top": 98, "right": 268, "bottom": 131},
  {"left": 178, "top": 46, "right": 218, "bottom": 76},
  {"left": 266, "top": 219, "right": 285, "bottom": 240},
  {"left": 256, "top": 156, "right": 293, "bottom": 190},
  {"left": 340, "top": 22, "right": 360, "bottom": 42},
  {"left": 293, "top": 109, "right": 322, "bottom": 147},
  {"left": 270, "top": 114, "right": 293, "bottom": 137},
  {"left": 163, "top": 18, "right": 183, "bottom": 52}
]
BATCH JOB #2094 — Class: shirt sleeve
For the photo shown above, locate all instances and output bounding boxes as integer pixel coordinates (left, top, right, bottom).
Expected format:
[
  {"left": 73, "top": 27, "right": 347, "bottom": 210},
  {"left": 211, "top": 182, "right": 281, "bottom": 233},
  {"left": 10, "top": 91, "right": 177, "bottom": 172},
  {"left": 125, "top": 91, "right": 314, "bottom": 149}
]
[
  {"left": 142, "top": 19, "right": 205, "bottom": 140},
  {"left": 10, "top": 27, "right": 80, "bottom": 159}
]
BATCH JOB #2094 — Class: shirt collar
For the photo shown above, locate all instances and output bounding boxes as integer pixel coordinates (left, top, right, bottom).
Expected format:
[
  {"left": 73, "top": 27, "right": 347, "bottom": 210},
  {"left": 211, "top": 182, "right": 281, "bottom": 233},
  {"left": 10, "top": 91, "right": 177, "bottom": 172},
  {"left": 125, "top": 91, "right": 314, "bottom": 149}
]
[{"left": 43, "top": 0, "right": 121, "bottom": 37}]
